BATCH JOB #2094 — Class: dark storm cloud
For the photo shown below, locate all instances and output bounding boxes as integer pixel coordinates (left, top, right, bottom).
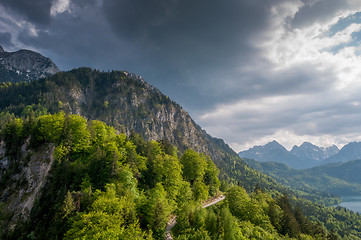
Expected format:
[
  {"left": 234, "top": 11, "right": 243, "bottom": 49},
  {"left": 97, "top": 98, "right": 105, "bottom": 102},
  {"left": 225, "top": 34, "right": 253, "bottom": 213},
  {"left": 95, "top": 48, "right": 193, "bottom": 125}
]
[
  {"left": 0, "top": 32, "right": 12, "bottom": 48},
  {"left": 100, "top": 0, "right": 281, "bottom": 110},
  {"left": 1, "top": 0, "right": 53, "bottom": 25},
  {"left": 15, "top": 3, "right": 132, "bottom": 71},
  {"left": 103, "top": 0, "right": 271, "bottom": 68}
]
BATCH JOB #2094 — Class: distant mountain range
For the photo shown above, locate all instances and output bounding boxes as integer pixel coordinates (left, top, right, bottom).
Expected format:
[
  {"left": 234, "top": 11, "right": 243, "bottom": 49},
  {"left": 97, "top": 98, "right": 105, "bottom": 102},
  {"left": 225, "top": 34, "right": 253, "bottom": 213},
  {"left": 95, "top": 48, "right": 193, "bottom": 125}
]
[
  {"left": 239, "top": 140, "right": 361, "bottom": 169},
  {"left": 0, "top": 45, "right": 59, "bottom": 83}
]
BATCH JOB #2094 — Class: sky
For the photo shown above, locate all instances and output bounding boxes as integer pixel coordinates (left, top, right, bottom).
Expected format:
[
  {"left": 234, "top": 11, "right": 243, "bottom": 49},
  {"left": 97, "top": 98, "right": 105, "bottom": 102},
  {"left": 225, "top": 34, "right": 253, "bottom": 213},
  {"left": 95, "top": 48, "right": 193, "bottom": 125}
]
[{"left": 1, "top": 0, "right": 361, "bottom": 152}]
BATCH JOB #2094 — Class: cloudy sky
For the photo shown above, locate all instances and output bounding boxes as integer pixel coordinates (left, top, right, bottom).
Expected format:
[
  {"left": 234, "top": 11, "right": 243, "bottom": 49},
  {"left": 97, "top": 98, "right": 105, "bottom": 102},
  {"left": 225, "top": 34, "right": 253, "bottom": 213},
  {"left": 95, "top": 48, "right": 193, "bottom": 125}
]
[{"left": 1, "top": 0, "right": 361, "bottom": 152}]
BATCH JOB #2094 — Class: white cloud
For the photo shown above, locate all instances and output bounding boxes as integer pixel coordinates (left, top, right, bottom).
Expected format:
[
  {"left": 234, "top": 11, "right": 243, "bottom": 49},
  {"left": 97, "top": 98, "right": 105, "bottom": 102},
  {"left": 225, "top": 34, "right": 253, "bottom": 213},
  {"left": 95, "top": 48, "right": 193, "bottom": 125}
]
[{"left": 51, "top": 0, "right": 71, "bottom": 16}]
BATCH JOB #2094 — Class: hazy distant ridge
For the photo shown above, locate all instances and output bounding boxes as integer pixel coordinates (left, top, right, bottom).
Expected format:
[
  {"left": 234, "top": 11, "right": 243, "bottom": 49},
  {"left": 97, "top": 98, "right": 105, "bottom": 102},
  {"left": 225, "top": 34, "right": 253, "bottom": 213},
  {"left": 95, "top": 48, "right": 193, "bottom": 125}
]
[{"left": 238, "top": 140, "right": 361, "bottom": 169}]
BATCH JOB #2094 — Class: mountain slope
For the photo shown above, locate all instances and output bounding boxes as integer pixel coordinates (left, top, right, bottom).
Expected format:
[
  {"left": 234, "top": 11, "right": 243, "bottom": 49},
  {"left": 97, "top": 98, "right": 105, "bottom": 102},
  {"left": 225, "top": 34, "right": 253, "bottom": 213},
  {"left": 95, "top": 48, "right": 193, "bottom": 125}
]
[
  {"left": 308, "top": 159, "right": 361, "bottom": 185},
  {"left": 0, "top": 45, "right": 59, "bottom": 83},
  {"left": 0, "top": 68, "right": 239, "bottom": 174},
  {"left": 324, "top": 142, "right": 361, "bottom": 163},
  {"left": 244, "top": 158, "right": 361, "bottom": 195}
]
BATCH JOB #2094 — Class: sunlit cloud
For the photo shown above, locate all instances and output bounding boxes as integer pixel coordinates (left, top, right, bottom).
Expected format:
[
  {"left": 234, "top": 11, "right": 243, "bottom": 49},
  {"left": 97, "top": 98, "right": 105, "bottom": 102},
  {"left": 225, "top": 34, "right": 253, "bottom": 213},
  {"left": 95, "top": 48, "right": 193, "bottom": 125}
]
[{"left": 51, "top": 0, "right": 71, "bottom": 16}]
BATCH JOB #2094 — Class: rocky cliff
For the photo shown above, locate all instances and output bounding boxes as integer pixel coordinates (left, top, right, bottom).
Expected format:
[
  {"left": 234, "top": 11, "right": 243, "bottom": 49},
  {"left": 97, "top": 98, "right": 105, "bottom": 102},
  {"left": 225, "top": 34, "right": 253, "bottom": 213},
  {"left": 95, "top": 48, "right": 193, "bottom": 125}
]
[{"left": 0, "top": 140, "right": 55, "bottom": 228}]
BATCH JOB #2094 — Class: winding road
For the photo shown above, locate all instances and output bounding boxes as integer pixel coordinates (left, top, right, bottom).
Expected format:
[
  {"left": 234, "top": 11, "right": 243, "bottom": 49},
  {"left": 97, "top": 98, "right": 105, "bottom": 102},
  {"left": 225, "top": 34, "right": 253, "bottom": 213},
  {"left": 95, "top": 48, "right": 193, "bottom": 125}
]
[{"left": 165, "top": 195, "right": 226, "bottom": 240}]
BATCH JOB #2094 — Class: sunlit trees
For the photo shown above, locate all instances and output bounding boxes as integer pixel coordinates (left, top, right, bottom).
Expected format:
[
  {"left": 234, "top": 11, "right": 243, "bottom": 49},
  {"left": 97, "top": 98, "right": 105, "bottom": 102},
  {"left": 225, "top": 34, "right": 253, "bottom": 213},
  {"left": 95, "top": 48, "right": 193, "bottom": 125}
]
[{"left": 64, "top": 184, "right": 150, "bottom": 240}]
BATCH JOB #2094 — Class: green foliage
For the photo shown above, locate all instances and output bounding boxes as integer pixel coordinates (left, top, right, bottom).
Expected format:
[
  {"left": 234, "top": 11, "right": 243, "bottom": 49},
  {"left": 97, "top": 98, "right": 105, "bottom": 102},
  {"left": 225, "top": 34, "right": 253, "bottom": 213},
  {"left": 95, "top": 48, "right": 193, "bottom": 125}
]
[
  {"left": 181, "top": 149, "right": 220, "bottom": 200},
  {"left": 3, "top": 118, "right": 24, "bottom": 156},
  {"left": 193, "top": 180, "right": 209, "bottom": 201},
  {"left": 220, "top": 207, "right": 239, "bottom": 240},
  {"left": 181, "top": 149, "right": 207, "bottom": 185},
  {"left": 62, "top": 191, "right": 76, "bottom": 218},
  {"left": 32, "top": 112, "right": 65, "bottom": 144},
  {"left": 64, "top": 184, "right": 148, "bottom": 240},
  {"left": 227, "top": 186, "right": 274, "bottom": 231},
  {"left": 63, "top": 114, "right": 91, "bottom": 153},
  {"left": 204, "top": 157, "right": 221, "bottom": 197},
  {"left": 142, "top": 183, "right": 172, "bottom": 238}
]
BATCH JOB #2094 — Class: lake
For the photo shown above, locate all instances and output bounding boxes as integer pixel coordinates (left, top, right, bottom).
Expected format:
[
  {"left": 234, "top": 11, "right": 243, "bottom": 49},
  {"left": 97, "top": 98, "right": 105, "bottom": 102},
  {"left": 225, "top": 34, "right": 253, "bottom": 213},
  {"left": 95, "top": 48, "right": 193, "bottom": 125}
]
[{"left": 337, "top": 195, "right": 361, "bottom": 213}]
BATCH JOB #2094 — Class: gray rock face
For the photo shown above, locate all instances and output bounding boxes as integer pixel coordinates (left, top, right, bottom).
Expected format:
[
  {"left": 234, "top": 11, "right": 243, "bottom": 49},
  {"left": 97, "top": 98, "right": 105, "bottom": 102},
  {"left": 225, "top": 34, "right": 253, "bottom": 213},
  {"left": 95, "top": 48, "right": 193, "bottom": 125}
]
[
  {"left": 291, "top": 142, "right": 339, "bottom": 161},
  {"left": 0, "top": 140, "right": 55, "bottom": 227},
  {"left": 0, "top": 45, "right": 60, "bottom": 83}
]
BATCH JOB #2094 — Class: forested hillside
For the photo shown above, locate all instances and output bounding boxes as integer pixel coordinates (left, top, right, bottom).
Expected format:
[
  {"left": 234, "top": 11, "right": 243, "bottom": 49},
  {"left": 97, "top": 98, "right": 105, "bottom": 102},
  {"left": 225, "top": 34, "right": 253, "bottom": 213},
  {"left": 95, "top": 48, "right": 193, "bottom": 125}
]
[
  {"left": 0, "top": 113, "right": 221, "bottom": 239},
  {"left": 1, "top": 69, "right": 361, "bottom": 239},
  {"left": 0, "top": 68, "right": 237, "bottom": 171},
  {"left": 0, "top": 113, "right": 343, "bottom": 240},
  {"left": 245, "top": 158, "right": 361, "bottom": 195}
]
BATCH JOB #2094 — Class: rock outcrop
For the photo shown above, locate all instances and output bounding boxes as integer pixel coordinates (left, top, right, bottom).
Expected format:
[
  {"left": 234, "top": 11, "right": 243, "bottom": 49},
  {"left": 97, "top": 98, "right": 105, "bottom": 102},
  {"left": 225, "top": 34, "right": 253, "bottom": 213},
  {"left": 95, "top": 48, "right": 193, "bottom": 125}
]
[
  {"left": 0, "top": 45, "right": 60, "bottom": 83},
  {"left": 0, "top": 140, "right": 55, "bottom": 227}
]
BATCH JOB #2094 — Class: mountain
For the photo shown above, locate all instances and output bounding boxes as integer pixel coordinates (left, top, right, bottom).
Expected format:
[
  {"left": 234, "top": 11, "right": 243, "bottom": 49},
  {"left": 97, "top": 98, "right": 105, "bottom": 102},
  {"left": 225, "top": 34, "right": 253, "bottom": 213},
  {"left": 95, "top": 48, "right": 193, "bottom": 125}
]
[
  {"left": 2, "top": 67, "right": 361, "bottom": 239},
  {"left": 238, "top": 140, "right": 291, "bottom": 162},
  {"left": 0, "top": 67, "right": 337, "bottom": 196},
  {"left": 238, "top": 140, "right": 319, "bottom": 169},
  {"left": 0, "top": 68, "right": 235, "bottom": 170},
  {"left": 239, "top": 141, "right": 344, "bottom": 169},
  {"left": 324, "top": 142, "right": 361, "bottom": 163},
  {"left": 244, "top": 158, "right": 361, "bottom": 196},
  {"left": 0, "top": 45, "right": 59, "bottom": 83},
  {"left": 290, "top": 142, "right": 339, "bottom": 161}
]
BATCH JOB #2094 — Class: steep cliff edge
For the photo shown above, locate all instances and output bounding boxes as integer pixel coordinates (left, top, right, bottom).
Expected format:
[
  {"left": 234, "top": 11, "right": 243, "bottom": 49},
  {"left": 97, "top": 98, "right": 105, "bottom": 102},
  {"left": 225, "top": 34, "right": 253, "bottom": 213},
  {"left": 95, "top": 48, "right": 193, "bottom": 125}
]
[{"left": 0, "top": 140, "right": 55, "bottom": 227}]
